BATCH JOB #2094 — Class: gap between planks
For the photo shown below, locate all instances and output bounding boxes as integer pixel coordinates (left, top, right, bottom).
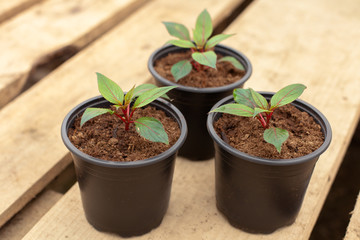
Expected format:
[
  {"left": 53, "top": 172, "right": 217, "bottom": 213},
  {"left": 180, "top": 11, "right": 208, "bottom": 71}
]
[
  {"left": 0, "top": 0, "right": 246, "bottom": 232},
  {"left": 0, "top": 163, "right": 76, "bottom": 240},
  {"left": 22, "top": 0, "right": 360, "bottom": 239},
  {"left": 0, "top": 0, "right": 44, "bottom": 24},
  {"left": 344, "top": 192, "right": 360, "bottom": 240},
  {"left": 0, "top": 0, "right": 149, "bottom": 109}
]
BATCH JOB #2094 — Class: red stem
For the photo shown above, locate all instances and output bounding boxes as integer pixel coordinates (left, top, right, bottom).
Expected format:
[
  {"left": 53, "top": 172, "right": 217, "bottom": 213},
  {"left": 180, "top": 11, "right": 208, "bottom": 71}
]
[
  {"left": 114, "top": 113, "right": 126, "bottom": 123},
  {"left": 265, "top": 112, "right": 273, "bottom": 127},
  {"left": 191, "top": 61, "right": 201, "bottom": 71},
  {"left": 257, "top": 114, "right": 268, "bottom": 129},
  {"left": 117, "top": 105, "right": 133, "bottom": 131},
  {"left": 129, "top": 107, "right": 136, "bottom": 119}
]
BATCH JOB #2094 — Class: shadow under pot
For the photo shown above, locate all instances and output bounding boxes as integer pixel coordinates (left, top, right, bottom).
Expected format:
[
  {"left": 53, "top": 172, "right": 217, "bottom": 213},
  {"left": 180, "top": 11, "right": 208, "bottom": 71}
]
[
  {"left": 207, "top": 93, "right": 332, "bottom": 234},
  {"left": 61, "top": 96, "right": 187, "bottom": 237},
  {"left": 148, "top": 44, "right": 252, "bottom": 160}
]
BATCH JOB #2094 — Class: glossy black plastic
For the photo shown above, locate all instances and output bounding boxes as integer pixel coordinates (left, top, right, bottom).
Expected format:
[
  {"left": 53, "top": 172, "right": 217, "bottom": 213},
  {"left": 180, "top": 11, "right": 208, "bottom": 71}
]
[
  {"left": 148, "top": 44, "right": 252, "bottom": 160},
  {"left": 61, "top": 96, "right": 187, "bottom": 237},
  {"left": 207, "top": 93, "right": 332, "bottom": 233}
]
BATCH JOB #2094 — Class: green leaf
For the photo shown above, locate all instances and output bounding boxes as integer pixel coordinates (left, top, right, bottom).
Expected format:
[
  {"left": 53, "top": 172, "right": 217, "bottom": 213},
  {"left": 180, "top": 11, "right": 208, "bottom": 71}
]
[
  {"left": 96, "top": 72, "right": 124, "bottom": 105},
  {"left": 211, "top": 103, "right": 254, "bottom": 117},
  {"left": 270, "top": 84, "right": 307, "bottom": 109},
  {"left": 133, "top": 86, "right": 177, "bottom": 109},
  {"left": 134, "top": 84, "right": 170, "bottom": 100},
  {"left": 218, "top": 56, "right": 244, "bottom": 70},
  {"left": 192, "top": 51, "right": 217, "bottom": 68},
  {"left": 253, "top": 107, "right": 270, "bottom": 117},
  {"left": 80, "top": 108, "right": 114, "bottom": 127},
  {"left": 171, "top": 60, "right": 192, "bottom": 81},
  {"left": 163, "top": 22, "right": 191, "bottom": 40},
  {"left": 205, "top": 34, "right": 234, "bottom": 50},
  {"left": 166, "top": 39, "right": 195, "bottom": 48},
  {"left": 124, "top": 85, "right": 135, "bottom": 106},
  {"left": 134, "top": 117, "right": 169, "bottom": 144},
  {"left": 193, "top": 9, "right": 213, "bottom": 47},
  {"left": 233, "top": 88, "right": 257, "bottom": 108},
  {"left": 250, "top": 88, "right": 268, "bottom": 109},
  {"left": 263, "top": 127, "right": 289, "bottom": 153}
]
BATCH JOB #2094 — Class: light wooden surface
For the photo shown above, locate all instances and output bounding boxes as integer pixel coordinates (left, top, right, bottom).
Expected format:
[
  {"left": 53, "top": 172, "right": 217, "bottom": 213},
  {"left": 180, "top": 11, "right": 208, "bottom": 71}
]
[
  {"left": 344, "top": 192, "right": 360, "bottom": 240},
  {"left": 223, "top": 0, "right": 360, "bottom": 238},
  {"left": 0, "top": 0, "right": 146, "bottom": 228},
  {"left": 1, "top": 0, "right": 359, "bottom": 239},
  {"left": 0, "top": 0, "right": 244, "bottom": 233},
  {"left": 0, "top": 0, "right": 146, "bottom": 108},
  {"left": 0, "top": 190, "right": 62, "bottom": 240},
  {"left": 0, "top": 0, "right": 43, "bottom": 24},
  {"left": 21, "top": 0, "right": 360, "bottom": 239}
]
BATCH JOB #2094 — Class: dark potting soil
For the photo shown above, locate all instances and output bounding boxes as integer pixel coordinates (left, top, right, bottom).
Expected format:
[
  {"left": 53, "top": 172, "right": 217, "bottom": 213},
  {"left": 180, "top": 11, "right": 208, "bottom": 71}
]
[
  {"left": 68, "top": 106, "right": 181, "bottom": 162},
  {"left": 154, "top": 51, "right": 245, "bottom": 88},
  {"left": 214, "top": 104, "right": 324, "bottom": 159}
]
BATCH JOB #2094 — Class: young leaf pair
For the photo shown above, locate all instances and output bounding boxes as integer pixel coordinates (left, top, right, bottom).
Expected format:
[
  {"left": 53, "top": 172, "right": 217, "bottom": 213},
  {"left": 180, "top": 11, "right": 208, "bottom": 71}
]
[
  {"left": 163, "top": 9, "right": 244, "bottom": 81},
  {"left": 211, "top": 84, "right": 307, "bottom": 153},
  {"left": 81, "top": 73, "right": 176, "bottom": 144}
]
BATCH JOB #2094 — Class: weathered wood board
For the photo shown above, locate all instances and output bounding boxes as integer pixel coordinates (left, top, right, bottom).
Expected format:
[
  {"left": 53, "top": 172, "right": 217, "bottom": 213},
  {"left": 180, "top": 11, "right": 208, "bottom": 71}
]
[
  {"left": 0, "top": 0, "right": 148, "bottom": 228},
  {"left": 0, "top": 0, "right": 147, "bottom": 108},
  {"left": 344, "top": 192, "right": 360, "bottom": 240},
  {"left": 22, "top": 0, "right": 360, "bottom": 239},
  {"left": 0, "top": 0, "right": 43, "bottom": 24},
  {"left": 0, "top": 0, "right": 244, "bottom": 231},
  {"left": 0, "top": 190, "right": 62, "bottom": 240},
  {"left": 221, "top": 0, "right": 360, "bottom": 238}
]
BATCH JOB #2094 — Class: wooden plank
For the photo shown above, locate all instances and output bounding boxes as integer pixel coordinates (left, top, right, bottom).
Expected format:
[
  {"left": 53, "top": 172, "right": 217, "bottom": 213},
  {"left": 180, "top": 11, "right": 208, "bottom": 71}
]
[
  {"left": 222, "top": 0, "right": 360, "bottom": 238},
  {"left": 0, "top": 190, "right": 62, "bottom": 240},
  {"left": 0, "top": 0, "right": 147, "bottom": 108},
  {"left": 0, "top": 0, "right": 244, "bottom": 230},
  {"left": 0, "top": 0, "right": 43, "bottom": 24},
  {"left": 0, "top": 163, "right": 75, "bottom": 240},
  {"left": 0, "top": 0, "right": 149, "bottom": 226},
  {"left": 23, "top": 0, "right": 360, "bottom": 239},
  {"left": 344, "top": 192, "right": 360, "bottom": 240}
]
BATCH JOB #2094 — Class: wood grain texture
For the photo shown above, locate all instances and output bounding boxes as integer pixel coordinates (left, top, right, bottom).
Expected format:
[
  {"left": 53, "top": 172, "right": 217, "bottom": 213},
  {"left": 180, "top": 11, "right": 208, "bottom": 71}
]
[
  {"left": 223, "top": 0, "right": 360, "bottom": 238},
  {"left": 22, "top": 0, "right": 360, "bottom": 239},
  {"left": 0, "top": 0, "right": 243, "bottom": 231},
  {"left": 344, "top": 192, "right": 360, "bottom": 240},
  {"left": 23, "top": 0, "right": 360, "bottom": 239},
  {"left": 0, "top": 0, "right": 147, "bottom": 108},
  {"left": 0, "top": 0, "right": 44, "bottom": 24},
  {"left": 21, "top": 0, "right": 360, "bottom": 239},
  {"left": 0, "top": 190, "right": 62, "bottom": 240},
  {"left": 0, "top": 0, "right": 147, "bottom": 228}
]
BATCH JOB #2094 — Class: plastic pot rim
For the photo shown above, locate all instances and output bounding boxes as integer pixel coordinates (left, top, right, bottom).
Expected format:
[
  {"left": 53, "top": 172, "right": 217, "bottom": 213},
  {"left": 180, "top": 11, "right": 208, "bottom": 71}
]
[
  {"left": 61, "top": 96, "right": 187, "bottom": 169},
  {"left": 207, "top": 92, "right": 332, "bottom": 166},
  {"left": 148, "top": 44, "right": 252, "bottom": 93}
]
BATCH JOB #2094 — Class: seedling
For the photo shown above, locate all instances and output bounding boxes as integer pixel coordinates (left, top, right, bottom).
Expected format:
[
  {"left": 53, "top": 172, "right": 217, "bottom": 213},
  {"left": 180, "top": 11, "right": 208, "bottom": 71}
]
[
  {"left": 163, "top": 9, "right": 244, "bottom": 81},
  {"left": 211, "top": 84, "right": 307, "bottom": 153},
  {"left": 80, "top": 73, "right": 176, "bottom": 144}
]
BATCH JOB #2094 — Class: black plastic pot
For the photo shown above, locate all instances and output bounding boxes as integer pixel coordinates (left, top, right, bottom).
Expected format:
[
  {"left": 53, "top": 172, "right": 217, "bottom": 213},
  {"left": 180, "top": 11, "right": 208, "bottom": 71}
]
[
  {"left": 148, "top": 44, "right": 252, "bottom": 160},
  {"left": 61, "top": 96, "right": 187, "bottom": 237},
  {"left": 207, "top": 93, "right": 332, "bottom": 234}
]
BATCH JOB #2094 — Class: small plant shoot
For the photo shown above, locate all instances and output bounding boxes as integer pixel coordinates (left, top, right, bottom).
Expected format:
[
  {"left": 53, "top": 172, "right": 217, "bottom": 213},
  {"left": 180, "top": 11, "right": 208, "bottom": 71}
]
[
  {"left": 80, "top": 73, "right": 176, "bottom": 144},
  {"left": 211, "top": 84, "right": 307, "bottom": 153},
  {"left": 163, "top": 9, "right": 244, "bottom": 81}
]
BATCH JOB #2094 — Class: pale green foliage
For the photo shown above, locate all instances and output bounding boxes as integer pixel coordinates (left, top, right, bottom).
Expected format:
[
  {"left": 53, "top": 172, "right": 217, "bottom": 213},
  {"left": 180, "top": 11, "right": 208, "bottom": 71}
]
[
  {"left": 163, "top": 9, "right": 244, "bottom": 81},
  {"left": 81, "top": 73, "right": 176, "bottom": 144},
  {"left": 211, "top": 84, "right": 307, "bottom": 153}
]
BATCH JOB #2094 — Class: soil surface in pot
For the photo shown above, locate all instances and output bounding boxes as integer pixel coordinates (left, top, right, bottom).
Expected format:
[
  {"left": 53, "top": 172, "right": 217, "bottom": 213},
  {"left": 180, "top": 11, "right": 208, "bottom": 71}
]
[
  {"left": 214, "top": 104, "right": 324, "bottom": 159},
  {"left": 154, "top": 51, "right": 245, "bottom": 88},
  {"left": 68, "top": 106, "right": 180, "bottom": 162}
]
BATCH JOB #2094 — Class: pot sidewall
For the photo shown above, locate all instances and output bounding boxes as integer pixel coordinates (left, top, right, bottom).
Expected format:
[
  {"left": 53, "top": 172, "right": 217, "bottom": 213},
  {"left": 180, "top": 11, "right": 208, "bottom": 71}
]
[
  {"left": 148, "top": 44, "right": 252, "bottom": 160},
  {"left": 61, "top": 96, "right": 187, "bottom": 237},
  {"left": 207, "top": 93, "right": 332, "bottom": 233}
]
